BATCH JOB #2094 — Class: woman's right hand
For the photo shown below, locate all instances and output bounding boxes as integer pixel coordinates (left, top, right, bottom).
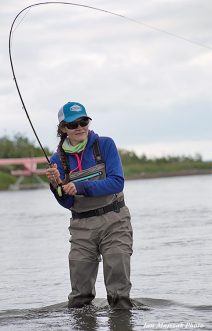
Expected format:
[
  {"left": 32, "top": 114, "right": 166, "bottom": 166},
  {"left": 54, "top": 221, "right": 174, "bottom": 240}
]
[{"left": 46, "top": 163, "right": 62, "bottom": 185}]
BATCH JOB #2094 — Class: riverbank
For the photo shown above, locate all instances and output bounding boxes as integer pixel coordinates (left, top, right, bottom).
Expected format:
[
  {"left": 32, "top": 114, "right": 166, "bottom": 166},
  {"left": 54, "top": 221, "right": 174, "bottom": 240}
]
[
  {"left": 125, "top": 169, "right": 212, "bottom": 180},
  {"left": 0, "top": 172, "right": 47, "bottom": 190},
  {"left": 0, "top": 171, "right": 16, "bottom": 190},
  {"left": 1, "top": 168, "right": 212, "bottom": 190},
  {"left": 122, "top": 158, "right": 212, "bottom": 180},
  {"left": 1, "top": 134, "right": 212, "bottom": 190}
]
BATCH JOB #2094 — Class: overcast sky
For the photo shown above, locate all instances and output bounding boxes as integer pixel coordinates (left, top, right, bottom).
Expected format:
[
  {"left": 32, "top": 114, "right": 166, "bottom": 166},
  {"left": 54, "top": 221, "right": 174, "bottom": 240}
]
[{"left": 1, "top": 0, "right": 212, "bottom": 159}]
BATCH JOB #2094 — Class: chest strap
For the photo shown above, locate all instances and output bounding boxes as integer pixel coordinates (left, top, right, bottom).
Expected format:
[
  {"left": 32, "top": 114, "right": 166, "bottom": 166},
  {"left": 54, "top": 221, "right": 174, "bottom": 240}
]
[
  {"left": 71, "top": 200, "right": 125, "bottom": 219},
  {"left": 92, "top": 138, "right": 103, "bottom": 164}
]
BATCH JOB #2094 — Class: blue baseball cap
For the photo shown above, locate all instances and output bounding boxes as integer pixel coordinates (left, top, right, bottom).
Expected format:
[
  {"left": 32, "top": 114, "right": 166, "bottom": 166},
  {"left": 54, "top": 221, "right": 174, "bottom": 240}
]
[{"left": 58, "top": 101, "right": 91, "bottom": 123}]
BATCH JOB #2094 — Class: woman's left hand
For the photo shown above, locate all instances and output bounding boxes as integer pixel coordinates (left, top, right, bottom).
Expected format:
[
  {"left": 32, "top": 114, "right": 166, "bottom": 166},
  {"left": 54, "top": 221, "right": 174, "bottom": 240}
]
[{"left": 62, "top": 182, "right": 77, "bottom": 196}]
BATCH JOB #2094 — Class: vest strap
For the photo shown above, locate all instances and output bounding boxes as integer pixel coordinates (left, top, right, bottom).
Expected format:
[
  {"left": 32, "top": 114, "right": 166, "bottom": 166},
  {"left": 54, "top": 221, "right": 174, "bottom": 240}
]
[{"left": 92, "top": 139, "right": 103, "bottom": 164}]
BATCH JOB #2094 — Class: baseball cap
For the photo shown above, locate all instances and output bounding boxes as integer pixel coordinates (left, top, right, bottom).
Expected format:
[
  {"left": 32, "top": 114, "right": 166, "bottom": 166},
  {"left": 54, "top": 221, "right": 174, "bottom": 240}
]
[{"left": 58, "top": 101, "right": 92, "bottom": 123}]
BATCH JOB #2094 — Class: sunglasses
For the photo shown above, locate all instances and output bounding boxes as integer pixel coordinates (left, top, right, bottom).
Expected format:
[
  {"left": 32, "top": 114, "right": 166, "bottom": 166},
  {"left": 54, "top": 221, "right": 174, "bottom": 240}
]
[{"left": 65, "top": 118, "right": 90, "bottom": 130}]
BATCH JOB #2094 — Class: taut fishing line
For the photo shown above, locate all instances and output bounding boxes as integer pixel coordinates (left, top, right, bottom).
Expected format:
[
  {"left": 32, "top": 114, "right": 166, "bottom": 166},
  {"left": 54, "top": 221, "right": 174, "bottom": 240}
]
[{"left": 9, "top": 2, "right": 212, "bottom": 164}]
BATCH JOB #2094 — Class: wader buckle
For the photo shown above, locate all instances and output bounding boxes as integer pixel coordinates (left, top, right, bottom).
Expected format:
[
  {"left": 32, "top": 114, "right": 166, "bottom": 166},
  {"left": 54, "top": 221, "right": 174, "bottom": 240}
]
[
  {"left": 113, "top": 201, "right": 120, "bottom": 213},
  {"left": 96, "top": 207, "right": 105, "bottom": 216}
]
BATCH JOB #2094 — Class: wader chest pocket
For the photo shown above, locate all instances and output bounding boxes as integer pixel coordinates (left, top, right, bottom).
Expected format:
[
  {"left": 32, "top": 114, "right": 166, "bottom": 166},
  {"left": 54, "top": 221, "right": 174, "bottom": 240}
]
[
  {"left": 71, "top": 171, "right": 103, "bottom": 183},
  {"left": 69, "top": 164, "right": 106, "bottom": 183}
]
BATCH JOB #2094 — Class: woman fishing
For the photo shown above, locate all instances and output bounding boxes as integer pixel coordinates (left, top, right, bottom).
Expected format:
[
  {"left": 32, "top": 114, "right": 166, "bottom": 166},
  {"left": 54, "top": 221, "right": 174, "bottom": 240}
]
[{"left": 46, "top": 101, "right": 133, "bottom": 309}]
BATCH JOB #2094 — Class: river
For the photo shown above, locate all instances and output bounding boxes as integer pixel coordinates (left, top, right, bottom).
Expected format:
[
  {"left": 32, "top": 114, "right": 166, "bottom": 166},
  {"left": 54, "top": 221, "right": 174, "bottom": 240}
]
[{"left": 0, "top": 175, "right": 211, "bottom": 330}]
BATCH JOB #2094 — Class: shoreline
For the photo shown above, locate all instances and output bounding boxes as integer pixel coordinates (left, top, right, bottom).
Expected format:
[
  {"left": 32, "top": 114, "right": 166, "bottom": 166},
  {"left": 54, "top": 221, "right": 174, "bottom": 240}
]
[
  {"left": 125, "top": 169, "right": 212, "bottom": 180},
  {"left": 0, "top": 169, "right": 212, "bottom": 191}
]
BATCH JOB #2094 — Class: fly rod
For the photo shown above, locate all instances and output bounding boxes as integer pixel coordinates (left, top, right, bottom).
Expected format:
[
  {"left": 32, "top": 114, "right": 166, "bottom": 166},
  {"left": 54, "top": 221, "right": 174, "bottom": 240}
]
[{"left": 9, "top": 2, "right": 211, "bottom": 165}]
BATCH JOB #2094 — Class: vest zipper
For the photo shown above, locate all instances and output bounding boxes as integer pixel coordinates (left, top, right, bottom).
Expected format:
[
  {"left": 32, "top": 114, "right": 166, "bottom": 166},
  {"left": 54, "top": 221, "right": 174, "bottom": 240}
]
[{"left": 71, "top": 171, "right": 103, "bottom": 183}]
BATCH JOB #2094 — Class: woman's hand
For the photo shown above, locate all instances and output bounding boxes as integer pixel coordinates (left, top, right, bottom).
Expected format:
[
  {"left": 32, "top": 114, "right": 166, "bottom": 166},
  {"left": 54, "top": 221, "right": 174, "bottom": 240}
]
[
  {"left": 62, "top": 182, "right": 77, "bottom": 196},
  {"left": 46, "top": 164, "right": 62, "bottom": 186}
]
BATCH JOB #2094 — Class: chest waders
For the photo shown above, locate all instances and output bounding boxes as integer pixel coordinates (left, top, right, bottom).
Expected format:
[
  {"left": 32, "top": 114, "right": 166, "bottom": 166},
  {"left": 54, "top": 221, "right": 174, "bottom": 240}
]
[
  {"left": 65, "top": 139, "right": 133, "bottom": 309},
  {"left": 68, "top": 139, "right": 125, "bottom": 213}
]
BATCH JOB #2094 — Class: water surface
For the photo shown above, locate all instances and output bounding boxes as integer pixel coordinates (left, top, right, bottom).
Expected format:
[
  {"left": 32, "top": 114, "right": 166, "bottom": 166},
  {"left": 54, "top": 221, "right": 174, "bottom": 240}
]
[{"left": 0, "top": 175, "right": 211, "bottom": 330}]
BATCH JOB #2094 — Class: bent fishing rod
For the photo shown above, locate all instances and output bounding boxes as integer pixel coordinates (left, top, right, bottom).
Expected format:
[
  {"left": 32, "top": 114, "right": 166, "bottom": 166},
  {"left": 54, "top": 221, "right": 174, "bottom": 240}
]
[
  {"left": 10, "top": 2, "right": 154, "bottom": 165},
  {"left": 9, "top": 2, "right": 127, "bottom": 165},
  {"left": 9, "top": 2, "right": 212, "bottom": 165}
]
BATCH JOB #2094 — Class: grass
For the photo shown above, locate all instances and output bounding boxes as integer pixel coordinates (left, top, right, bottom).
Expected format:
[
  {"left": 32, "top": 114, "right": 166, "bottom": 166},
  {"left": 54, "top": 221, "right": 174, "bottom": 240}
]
[
  {"left": 0, "top": 172, "right": 49, "bottom": 190},
  {"left": 123, "top": 161, "right": 212, "bottom": 178},
  {"left": 0, "top": 171, "right": 16, "bottom": 190}
]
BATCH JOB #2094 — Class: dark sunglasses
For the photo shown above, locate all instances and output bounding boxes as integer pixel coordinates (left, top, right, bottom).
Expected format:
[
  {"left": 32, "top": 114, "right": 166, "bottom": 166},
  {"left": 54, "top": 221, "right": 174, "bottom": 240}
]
[{"left": 65, "top": 118, "right": 90, "bottom": 130}]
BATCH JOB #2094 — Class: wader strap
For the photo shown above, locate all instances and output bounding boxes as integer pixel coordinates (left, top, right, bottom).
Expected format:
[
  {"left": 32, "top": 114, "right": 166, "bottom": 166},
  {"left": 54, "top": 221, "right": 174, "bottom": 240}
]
[
  {"left": 93, "top": 139, "right": 103, "bottom": 164},
  {"left": 72, "top": 200, "right": 125, "bottom": 219}
]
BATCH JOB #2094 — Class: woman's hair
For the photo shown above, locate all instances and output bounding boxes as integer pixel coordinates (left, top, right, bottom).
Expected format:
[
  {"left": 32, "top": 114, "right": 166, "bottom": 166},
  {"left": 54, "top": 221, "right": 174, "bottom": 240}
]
[
  {"left": 57, "top": 121, "right": 67, "bottom": 139},
  {"left": 57, "top": 121, "right": 70, "bottom": 184}
]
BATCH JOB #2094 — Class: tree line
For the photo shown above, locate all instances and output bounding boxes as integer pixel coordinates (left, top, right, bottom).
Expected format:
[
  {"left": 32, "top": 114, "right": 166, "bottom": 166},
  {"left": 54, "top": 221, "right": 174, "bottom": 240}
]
[
  {"left": 0, "top": 134, "right": 52, "bottom": 159},
  {"left": 0, "top": 133, "right": 204, "bottom": 164}
]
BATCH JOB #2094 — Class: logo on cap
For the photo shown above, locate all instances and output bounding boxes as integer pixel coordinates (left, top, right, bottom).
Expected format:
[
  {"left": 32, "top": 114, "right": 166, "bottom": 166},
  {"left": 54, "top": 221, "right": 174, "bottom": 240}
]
[{"left": 70, "top": 105, "right": 82, "bottom": 112}]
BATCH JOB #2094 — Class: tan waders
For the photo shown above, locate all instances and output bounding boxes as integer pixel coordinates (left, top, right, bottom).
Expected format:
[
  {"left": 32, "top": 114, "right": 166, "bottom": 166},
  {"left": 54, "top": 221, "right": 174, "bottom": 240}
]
[{"left": 68, "top": 205, "right": 133, "bottom": 309}]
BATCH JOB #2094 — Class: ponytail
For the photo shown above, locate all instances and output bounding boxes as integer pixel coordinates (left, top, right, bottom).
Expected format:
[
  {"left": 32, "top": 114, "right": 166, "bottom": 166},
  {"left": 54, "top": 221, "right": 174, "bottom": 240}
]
[{"left": 57, "top": 122, "right": 70, "bottom": 184}]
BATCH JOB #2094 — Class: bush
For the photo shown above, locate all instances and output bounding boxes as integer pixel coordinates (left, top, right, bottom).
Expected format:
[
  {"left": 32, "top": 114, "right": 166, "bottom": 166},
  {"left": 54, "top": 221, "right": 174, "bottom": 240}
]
[
  {"left": 0, "top": 133, "right": 52, "bottom": 158},
  {"left": 0, "top": 171, "right": 16, "bottom": 190}
]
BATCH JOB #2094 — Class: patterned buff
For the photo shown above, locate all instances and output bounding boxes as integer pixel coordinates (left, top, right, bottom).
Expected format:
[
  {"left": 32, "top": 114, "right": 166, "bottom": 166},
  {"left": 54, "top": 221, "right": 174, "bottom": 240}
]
[{"left": 62, "top": 137, "right": 88, "bottom": 154}]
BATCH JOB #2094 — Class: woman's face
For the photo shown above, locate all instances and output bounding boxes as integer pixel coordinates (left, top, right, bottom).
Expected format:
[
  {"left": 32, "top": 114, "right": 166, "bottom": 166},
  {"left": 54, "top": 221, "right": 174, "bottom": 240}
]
[{"left": 62, "top": 118, "right": 90, "bottom": 146}]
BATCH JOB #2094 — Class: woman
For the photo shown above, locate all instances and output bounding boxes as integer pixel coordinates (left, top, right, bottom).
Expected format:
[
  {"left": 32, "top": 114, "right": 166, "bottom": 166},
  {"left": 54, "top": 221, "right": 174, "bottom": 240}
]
[{"left": 46, "top": 101, "right": 133, "bottom": 309}]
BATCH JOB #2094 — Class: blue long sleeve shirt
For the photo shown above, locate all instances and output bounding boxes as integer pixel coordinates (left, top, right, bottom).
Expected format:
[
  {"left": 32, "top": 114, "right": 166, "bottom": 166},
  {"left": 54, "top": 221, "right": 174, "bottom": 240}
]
[{"left": 50, "top": 130, "right": 124, "bottom": 209}]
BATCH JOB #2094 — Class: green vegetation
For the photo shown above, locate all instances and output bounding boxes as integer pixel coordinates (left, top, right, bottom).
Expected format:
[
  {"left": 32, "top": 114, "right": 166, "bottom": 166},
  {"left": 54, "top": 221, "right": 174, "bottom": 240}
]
[
  {"left": 0, "top": 134, "right": 50, "bottom": 190},
  {"left": 0, "top": 171, "right": 16, "bottom": 190},
  {"left": 119, "top": 150, "right": 212, "bottom": 179},
  {"left": 0, "top": 133, "right": 212, "bottom": 190},
  {"left": 0, "top": 133, "right": 51, "bottom": 158}
]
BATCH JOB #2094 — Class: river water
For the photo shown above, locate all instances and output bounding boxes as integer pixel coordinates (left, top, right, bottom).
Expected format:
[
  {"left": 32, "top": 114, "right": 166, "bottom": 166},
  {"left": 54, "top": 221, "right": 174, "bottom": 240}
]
[{"left": 0, "top": 175, "right": 211, "bottom": 330}]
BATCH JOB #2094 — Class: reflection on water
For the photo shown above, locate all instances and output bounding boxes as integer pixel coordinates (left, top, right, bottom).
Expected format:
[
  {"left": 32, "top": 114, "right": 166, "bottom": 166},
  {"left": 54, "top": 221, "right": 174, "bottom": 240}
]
[
  {"left": 108, "top": 310, "right": 134, "bottom": 331},
  {"left": 1, "top": 298, "right": 212, "bottom": 331},
  {"left": 67, "top": 306, "right": 134, "bottom": 331},
  {"left": 0, "top": 175, "right": 212, "bottom": 330},
  {"left": 0, "top": 300, "right": 143, "bottom": 331}
]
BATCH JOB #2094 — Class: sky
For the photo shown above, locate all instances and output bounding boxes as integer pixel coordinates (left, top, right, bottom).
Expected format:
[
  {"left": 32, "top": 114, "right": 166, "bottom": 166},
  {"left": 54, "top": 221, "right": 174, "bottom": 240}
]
[{"left": 1, "top": 0, "right": 212, "bottom": 159}]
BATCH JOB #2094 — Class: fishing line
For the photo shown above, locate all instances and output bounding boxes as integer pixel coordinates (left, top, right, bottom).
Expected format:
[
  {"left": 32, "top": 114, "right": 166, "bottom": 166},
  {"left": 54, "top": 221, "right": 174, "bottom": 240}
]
[
  {"left": 9, "top": 2, "right": 212, "bottom": 164},
  {"left": 12, "top": 8, "right": 31, "bottom": 35}
]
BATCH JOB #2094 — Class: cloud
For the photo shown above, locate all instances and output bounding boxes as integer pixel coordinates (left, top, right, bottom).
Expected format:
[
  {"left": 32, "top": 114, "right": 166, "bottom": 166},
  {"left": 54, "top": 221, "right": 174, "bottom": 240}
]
[{"left": 1, "top": 0, "right": 212, "bottom": 159}]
